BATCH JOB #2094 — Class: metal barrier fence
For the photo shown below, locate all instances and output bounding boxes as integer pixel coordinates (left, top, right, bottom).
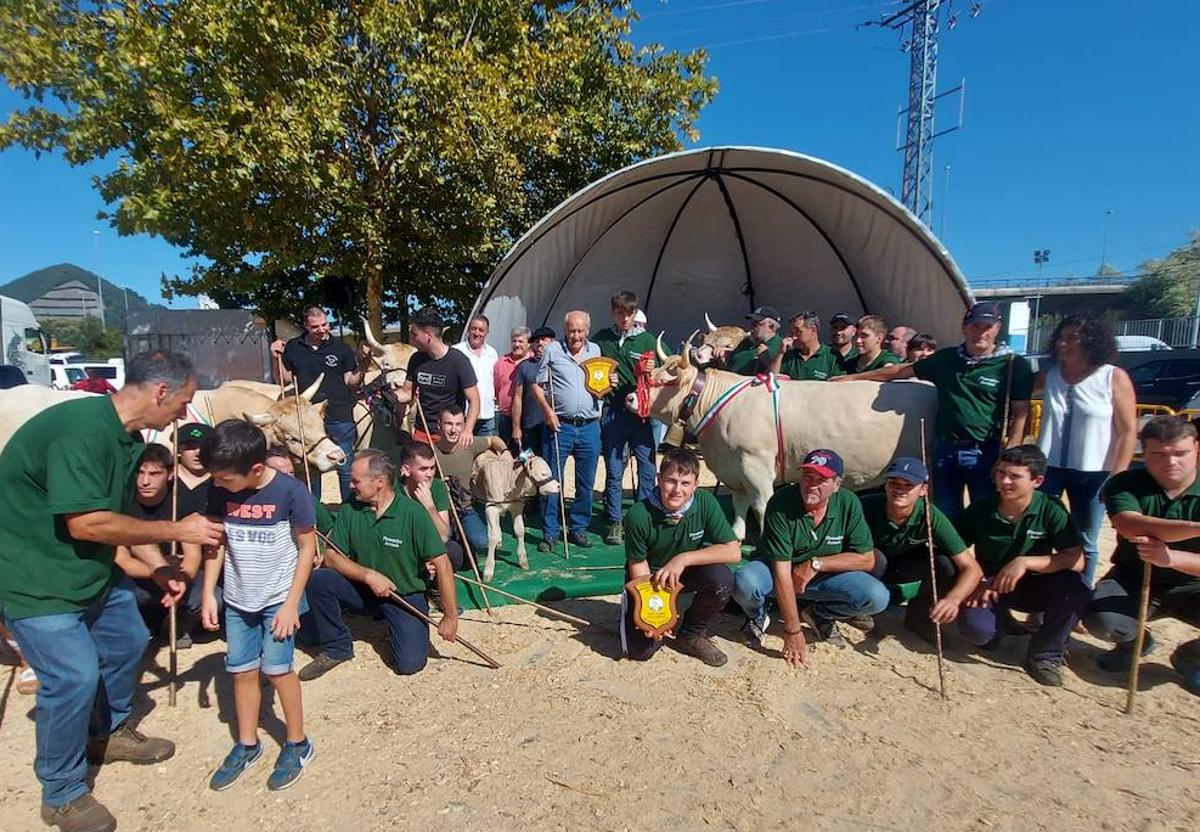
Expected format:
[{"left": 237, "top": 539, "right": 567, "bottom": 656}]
[
  {"left": 1116, "top": 316, "right": 1200, "bottom": 348},
  {"left": 1027, "top": 400, "right": 1186, "bottom": 453}
]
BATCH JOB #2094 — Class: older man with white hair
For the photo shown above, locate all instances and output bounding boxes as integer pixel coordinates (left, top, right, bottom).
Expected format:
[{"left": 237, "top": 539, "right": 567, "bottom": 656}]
[{"left": 533, "top": 310, "right": 602, "bottom": 550}]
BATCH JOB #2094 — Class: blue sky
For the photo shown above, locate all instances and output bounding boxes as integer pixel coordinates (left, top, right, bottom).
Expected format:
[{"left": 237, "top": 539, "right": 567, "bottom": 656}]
[{"left": 1, "top": 0, "right": 1196, "bottom": 308}]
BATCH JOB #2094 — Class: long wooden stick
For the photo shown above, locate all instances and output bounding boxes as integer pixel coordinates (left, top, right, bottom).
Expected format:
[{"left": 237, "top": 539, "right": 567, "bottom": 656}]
[
  {"left": 919, "top": 417, "right": 948, "bottom": 701},
  {"left": 1124, "top": 561, "right": 1153, "bottom": 715},
  {"left": 279, "top": 355, "right": 315, "bottom": 494},
  {"left": 168, "top": 419, "right": 179, "bottom": 707},
  {"left": 1000, "top": 353, "right": 1016, "bottom": 446},
  {"left": 546, "top": 373, "right": 570, "bottom": 560},
  {"left": 412, "top": 396, "right": 493, "bottom": 615},
  {"left": 308, "top": 530, "right": 499, "bottom": 668},
  {"left": 453, "top": 573, "right": 592, "bottom": 628}
]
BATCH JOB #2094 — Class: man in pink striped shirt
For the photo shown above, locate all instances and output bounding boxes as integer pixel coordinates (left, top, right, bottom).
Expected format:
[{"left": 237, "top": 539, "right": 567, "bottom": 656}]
[{"left": 494, "top": 326, "right": 531, "bottom": 451}]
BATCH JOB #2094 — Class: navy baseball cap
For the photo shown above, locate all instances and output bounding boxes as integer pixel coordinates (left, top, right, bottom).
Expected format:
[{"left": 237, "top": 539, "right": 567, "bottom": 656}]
[
  {"left": 884, "top": 456, "right": 928, "bottom": 485},
  {"left": 178, "top": 422, "right": 214, "bottom": 447},
  {"left": 802, "top": 449, "right": 844, "bottom": 479},
  {"left": 829, "top": 312, "right": 854, "bottom": 327},
  {"left": 963, "top": 302, "right": 1003, "bottom": 326},
  {"left": 746, "top": 306, "right": 783, "bottom": 323},
  {"left": 531, "top": 326, "right": 556, "bottom": 341}
]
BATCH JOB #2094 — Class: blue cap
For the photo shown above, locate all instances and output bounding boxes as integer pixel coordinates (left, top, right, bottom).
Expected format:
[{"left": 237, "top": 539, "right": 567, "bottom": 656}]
[
  {"left": 963, "top": 302, "right": 1002, "bottom": 326},
  {"left": 884, "top": 456, "right": 928, "bottom": 484},
  {"left": 802, "top": 449, "right": 844, "bottom": 478}
]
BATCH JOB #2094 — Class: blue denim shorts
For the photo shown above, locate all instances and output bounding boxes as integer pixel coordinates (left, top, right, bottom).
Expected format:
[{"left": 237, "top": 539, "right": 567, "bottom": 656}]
[{"left": 224, "top": 598, "right": 309, "bottom": 675}]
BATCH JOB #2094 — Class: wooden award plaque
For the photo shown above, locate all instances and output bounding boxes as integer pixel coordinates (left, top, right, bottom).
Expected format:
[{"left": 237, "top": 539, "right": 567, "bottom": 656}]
[{"left": 624, "top": 576, "right": 680, "bottom": 638}]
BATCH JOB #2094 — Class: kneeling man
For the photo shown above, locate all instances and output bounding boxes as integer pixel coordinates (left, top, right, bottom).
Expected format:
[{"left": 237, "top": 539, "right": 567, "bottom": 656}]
[
  {"left": 734, "top": 449, "right": 889, "bottom": 666},
  {"left": 621, "top": 448, "right": 740, "bottom": 667},
  {"left": 956, "top": 445, "right": 1088, "bottom": 686},
  {"left": 299, "top": 450, "right": 457, "bottom": 680}
]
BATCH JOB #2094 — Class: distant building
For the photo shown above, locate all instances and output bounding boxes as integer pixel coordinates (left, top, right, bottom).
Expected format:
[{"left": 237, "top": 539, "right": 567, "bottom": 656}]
[{"left": 28, "top": 280, "right": 103, "bottom": 321}]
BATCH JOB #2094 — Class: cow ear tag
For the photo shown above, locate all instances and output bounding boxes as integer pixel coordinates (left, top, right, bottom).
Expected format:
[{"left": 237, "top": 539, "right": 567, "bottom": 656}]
[{"left": 624, "top": 576, "right": 680, "bottom": 638}]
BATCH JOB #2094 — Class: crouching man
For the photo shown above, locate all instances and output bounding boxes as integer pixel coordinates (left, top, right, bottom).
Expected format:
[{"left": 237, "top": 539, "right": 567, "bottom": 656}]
[
  {"left": 956, "top": 445, "right": 1089, "bottom": 686},
  {"left": 734, "top": 449, "right": 889, "bottom": 666},
  {"left": 621, "top": 448, "right": 740, "bottom": 667},
  {"left": 298, "top": 450, "right": 458, "bottom": 680}
]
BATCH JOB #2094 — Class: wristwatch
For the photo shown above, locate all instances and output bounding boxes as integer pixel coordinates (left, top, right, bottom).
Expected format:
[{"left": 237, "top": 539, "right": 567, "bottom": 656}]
[{"left": 811, "top": 558, "right": 824, "bottom": 573}]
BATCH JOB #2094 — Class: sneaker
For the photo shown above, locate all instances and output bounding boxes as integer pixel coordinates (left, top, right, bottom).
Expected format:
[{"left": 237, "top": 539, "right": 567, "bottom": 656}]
[
  {"left": 298, "top": 653, "right": 350, "bottom": 682},
  {"left": 537, "top": 538, "right": 557, "bottom": 553},
  {"left": 268, "top": 737, "right": 315, "bottom": 791},
  {"left": 209, "top": 741, "right": 263, "bottom": 791},
  {"left": 567, "top": 531, "right": 593, "bottom": 548},
  {"left": 1027, "top": 657, "right": 1065, "bottom": 687},
  {"left": 1169, "top": 640, "right": 1200, "bottom": 697},
  {"left": 176, "top": 631, "right": 193, "bottom": 650},
  {"left": 800, "top": 607, "right": 847, "bottom": 649},
  {"left": 742, "top": 610, "right": 771, "bottom": 647},
  {"left": 844, "top": 615, "right": 876, "bottom": 633},
  {"left": 674, "top": 634, "right": 728, "bottom": 667},
  {"left": 979, "top": 632, "right": 1005, "bottom": 652},
  {"left": 1097, "top": 633, "right": 1157, "bottom": 674},
  {"left": 40, "top": 794, "right": 117, "bottom": 832},
  {"left": 86, "top": 721, "right": 175, "bottom": 765},
  {"left": 604, "top": 523, "right": 624, "bottom": 546}
]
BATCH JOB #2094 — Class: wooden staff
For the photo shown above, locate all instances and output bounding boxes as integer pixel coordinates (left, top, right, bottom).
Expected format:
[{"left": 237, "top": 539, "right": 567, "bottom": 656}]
[
  {"left": 919, "top": 417, "right": 948, "bottom": 701},
  {"left": 1000, "top": 353, "right": 1016, "bottom": 446},
  {"left": 168, "top": 419, "right": 180, "bottom": 707},
  {"left": 453, "top": 573, "right": 592, "bottom": 628},
  {"left": 546, "top": 372, "right": 571, "bottom": 560},
  {"left": 1124, "top": 561, "right": 1153, "bottom": 715},
  {"left": 278, "top": 355, "right": 315, "bottom": 494},
  {"left": 310, "top": 531, "right": 499, "bottom": 669},
  {"left": 411, "top": 395, "right": 493, "bottom": 615}
]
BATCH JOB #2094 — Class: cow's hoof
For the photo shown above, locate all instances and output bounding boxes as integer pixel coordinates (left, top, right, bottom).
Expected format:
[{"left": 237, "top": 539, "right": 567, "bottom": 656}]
[
  {"left": 518, "top": 560, "right": 529, "bottom": 571},
  {"left": 482, "top": 569, "right": 495, "bottom": 583}
]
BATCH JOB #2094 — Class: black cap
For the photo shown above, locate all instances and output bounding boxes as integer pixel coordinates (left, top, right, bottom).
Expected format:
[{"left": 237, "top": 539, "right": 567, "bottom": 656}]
[
  {"left": 410, "top": 306, "right": 446, "bottom": 330},
  {"left": 745, "top": 306, "right": 782, "bottom": 323},
  {"left": 883, "top": 456, "right": 929, "bottom": 484},
  {"left": 963, "top": 302, "right": 1003, "bottom": 326},
  {"left": 829, "top": 312, "right": 854, "bottom": 327},
  {"left": 531, "top": 326, "right": 556, "bottom": 341},
  {"left": 178, "top": 422, "right": 214, "bottom": 447}
]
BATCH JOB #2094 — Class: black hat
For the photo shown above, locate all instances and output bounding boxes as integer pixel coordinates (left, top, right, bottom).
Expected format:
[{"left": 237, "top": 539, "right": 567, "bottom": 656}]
[
  {"left": 883, "top": 456, "right": 929, "bottom": 485},
  {"left": 531, "top": 326, "right": 556, "bottom": 341},
  {"left": 829, "top": 312, "right": 854, "bottom": 327},
  {"left": 410, "top": 306, "right": 446, "bottom": 330},
  {"left": 963, "top": 302, "right": 1003, "bottom": 326},
  {"left": 745, "top": 306, "right": 783, "bottom": 323},
  {"left": 178, "top": 422, "right": 214, "bottom": 447}
]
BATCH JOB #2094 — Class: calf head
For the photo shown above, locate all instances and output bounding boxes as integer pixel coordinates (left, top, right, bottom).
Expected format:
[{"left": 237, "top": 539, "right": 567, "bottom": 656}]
[
  {"left": 516, "top": 452, "right": 560, "bottom": 498},
  {"left": 361, "top": 316, "right": 416, "bottom": 384},
  {"left": 245, "top": 374, "right": 346, "bottom": 472}
]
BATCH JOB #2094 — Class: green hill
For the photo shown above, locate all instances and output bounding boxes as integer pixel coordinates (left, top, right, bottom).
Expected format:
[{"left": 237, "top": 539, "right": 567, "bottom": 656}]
[{"left": 0, "top": 262, "right": 162, "bottom": 329}]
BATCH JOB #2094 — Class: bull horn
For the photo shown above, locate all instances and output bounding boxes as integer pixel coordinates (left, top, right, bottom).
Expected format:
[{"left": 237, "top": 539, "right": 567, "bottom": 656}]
[
  {"left": 655, "top": 331, "right": 668, "bottom": 364},
  {"left": 681, "top": 329, "right": 699, "bottom": 368},
  {"left": 244, "top": 411, "right": 276, "bottom": 426},
  {"left": 360, "top": 315, "right": 386, "bottom": 353},
  {"left": 705, "top": 312, "right": 717, "bottom": 333},
  {"left": 299, "top": 372, "right": 324, "bottom": 402}
]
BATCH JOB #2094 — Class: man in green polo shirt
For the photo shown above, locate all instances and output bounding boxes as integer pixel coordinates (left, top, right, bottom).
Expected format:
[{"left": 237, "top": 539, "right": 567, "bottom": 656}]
[
  {"left": 594, "top": 290, "right": 659, "bottom": 544},
  {"left": 828, "top": 312, "right": 859, "bottom": 374},
  {"left": 863, "top": 457, "right": 982, "bottom": 644},
  {"left": 0, "top": 351, "right": 225, "bottom": 832},
  {"left": 955, "top": 445, "right": 1088, "bottom": 686},
  {"left": 720, "top": 306, "right": 784, "bottom": 376},
  {"left": 850, "top": 314, "right": 903, "bottom": 373},
  {"left": 1084, "top": 416, "right": 1200, "bottom": 696},
  {"left": 733, "top": 449, "right": 889, "bottom": 666},
  {"left": 841, "top": 302, "right": 1035, "bottom": 522},
  {"left": 298, "top": 450, "right": 457, "bottom": 681},
  {"left": 621, "top": 448, "right": 741, "bottom": 667},
  {"left": 773, "top": 311, "right": 845, "bottom": 381}
]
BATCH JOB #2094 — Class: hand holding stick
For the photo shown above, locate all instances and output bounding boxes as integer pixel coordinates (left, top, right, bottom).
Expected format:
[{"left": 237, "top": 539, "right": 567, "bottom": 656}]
[{"left": 546, "top": 372, "right": 570, "bottom": 560}]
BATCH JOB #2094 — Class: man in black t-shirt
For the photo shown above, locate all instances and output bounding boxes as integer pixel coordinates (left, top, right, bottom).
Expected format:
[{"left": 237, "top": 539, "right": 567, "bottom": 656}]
[
  {"left": 176, "top": 422, "right": 213, "bottom": 514},
  {"left": 271, "top": 304, "right": 370, "bottom": 501},
  {"left": 392, "top": 306, "right": 480, "bottom": 449}
]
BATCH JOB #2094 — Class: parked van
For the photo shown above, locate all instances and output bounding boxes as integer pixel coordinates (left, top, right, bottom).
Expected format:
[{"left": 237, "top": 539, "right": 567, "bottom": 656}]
[{"left": 0, "top": 295, "right": 50, "bottom": 386}]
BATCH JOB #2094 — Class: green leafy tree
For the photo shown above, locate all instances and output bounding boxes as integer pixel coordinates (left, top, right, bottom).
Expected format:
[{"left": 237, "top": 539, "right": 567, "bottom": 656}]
[
  {"left": 1123, "top": 232, "right": 1200, "bottom": 319},
  {"left": 42, "top": 317, "right": 124, "bottom": 359},
  {"left": 0, "top": 1, "right": 716, "bottom": 331}
]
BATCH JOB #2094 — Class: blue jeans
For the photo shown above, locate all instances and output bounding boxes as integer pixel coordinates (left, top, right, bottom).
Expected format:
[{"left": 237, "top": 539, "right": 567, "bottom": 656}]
[
  {"left": 733, "top": 559, "right": 891, "bottom": 623},
  {"left": 1040, "top": 467, "right": 1109, "bottom": 586},
  {"left": 932, "top": 439, "right": 999, "bottom": 524},
  {"left": 457, "top": 504, "right": 491, "bottom": 556},
  {"left": 4, "top": 582, "right": 149, "bottom": 807},
  {"left": 959, "top": 571, "right": 1090, "bottom": 662},
  {"left": 225, "top": 599, "right": 307, "bottom": 675},
  {"left": 473, "top": 416, "right": 496, "bottom": 437},
  {"left": 543, "top": 418, "right": 601, "bottom": 540},
  {"left": 325, "top": 419, "right": 357, "bottom": 502},
  {"left": 496, "top": 413, "right": 515, "bottom": 452},
  {"left": 300, "top": 569, "right": 430, "bottom": 675},
  {"left": 600, "top": 406, "right": 657, "bottom": 523}
]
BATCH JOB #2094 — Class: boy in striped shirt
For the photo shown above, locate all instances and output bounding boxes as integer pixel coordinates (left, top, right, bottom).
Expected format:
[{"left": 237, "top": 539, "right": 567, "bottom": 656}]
[{"left": 200, "top": 420, "right": 316, "bottom": 791}]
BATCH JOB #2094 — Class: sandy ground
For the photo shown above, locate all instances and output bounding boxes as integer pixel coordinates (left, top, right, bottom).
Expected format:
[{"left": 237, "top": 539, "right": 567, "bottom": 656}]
[{"left": 2, "top": 478, "right": 1199, "bottom": 831}]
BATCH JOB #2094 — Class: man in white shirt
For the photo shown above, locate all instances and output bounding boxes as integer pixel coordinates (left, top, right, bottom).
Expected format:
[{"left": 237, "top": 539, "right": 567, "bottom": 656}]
[{"left": 454, "top": 315, "right": 500, "bottom": 437}]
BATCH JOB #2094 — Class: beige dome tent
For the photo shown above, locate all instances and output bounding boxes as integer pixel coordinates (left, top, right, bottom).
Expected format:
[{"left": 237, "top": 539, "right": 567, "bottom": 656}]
[{"left": 470, "top": 147, "right": 973, "bottom": 350}]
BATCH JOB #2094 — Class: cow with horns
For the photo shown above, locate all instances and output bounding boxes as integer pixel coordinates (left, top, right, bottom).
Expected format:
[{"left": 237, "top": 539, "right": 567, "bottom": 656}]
[{"left": 628, "top": 332, "right": 938, "bottom": 539}]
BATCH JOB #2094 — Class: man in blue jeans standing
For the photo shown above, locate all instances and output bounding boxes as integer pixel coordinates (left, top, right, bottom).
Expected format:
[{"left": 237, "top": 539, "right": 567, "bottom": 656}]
[
  {"left": 0, "top": 351, "right": 225, "bottom": 832},
  {"left": 838, "top": 302, "right": 1035, "bottom": 522},
  {"left": 272, "top": 304, "right": 371, "bottom": 502},
  {"left": 533, "top": 310, "right": 602, "bottom": 551},
  {"left": 733, "top": 449, "right": 889, "bottom": 666}
]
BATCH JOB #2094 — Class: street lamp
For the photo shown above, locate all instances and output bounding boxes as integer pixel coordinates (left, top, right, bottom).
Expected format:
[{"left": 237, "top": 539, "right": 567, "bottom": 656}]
[
  {"left": 1099, "top": 209, "right": 1113, "bottom": 275},
  {"left": 91, "top": 230, "right": 106, "bottom": 328},
  {"left": 1032, "top": 249, "right": 1051, "bottom": 347}
]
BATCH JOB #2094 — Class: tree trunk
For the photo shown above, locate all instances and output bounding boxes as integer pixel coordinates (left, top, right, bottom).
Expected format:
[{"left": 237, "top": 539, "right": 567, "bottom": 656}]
[{"left": 366, "top": 259, "right": 383, "bottom": 335}]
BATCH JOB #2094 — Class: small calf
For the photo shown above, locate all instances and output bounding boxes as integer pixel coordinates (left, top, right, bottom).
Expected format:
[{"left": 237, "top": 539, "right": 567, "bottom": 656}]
[{"left": 471, "top": 449, "right": 560, "bottom": 582}]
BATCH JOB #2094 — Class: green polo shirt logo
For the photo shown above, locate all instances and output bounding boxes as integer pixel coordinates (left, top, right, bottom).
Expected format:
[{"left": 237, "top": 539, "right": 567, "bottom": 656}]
[{"left": 382, "top": 535, "right": 402, "bottom": 548}]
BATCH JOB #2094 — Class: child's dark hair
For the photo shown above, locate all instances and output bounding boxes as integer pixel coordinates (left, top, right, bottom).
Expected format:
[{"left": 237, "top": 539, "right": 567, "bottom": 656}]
[
  {"left": 400, "top": 441, "right": 436, "bottom": 467},
  {"left": 998, "top": 444, "right": 1047, "bottom": 479},
  {"left": 138, "top": 443, "right": 174, "bottom": 470},
  {"left": 659, "top": 447, "right": 701, "bottom": 480},
  {"left": 201, "top": 419, "right": 268, "bottom": 475},
  {"left": 265, "top": 444, "right": 291, "bottom": 462}
]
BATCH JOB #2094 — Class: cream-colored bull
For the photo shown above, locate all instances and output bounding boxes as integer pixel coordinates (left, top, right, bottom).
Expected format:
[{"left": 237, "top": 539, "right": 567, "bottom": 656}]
[
  {"left": 695, "top": 312, "right": 748, "bottom": 366},
  {"left": 470, "top": 449, "right": 560, "bottom": 582},
  {"left": 632, "top": 334, "right": 938, "bottom": 539}
]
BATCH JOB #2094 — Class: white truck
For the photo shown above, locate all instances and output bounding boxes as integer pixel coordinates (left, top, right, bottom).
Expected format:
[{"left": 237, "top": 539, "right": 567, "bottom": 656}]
[{"left": 0, "top": 295, "right": 51, "bottom": 386}]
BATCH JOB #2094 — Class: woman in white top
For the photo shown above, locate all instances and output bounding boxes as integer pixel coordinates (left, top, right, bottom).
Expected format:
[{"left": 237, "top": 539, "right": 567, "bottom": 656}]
[{"left": 1036, "top": 314, "right": 1137, "bottom": 585}]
